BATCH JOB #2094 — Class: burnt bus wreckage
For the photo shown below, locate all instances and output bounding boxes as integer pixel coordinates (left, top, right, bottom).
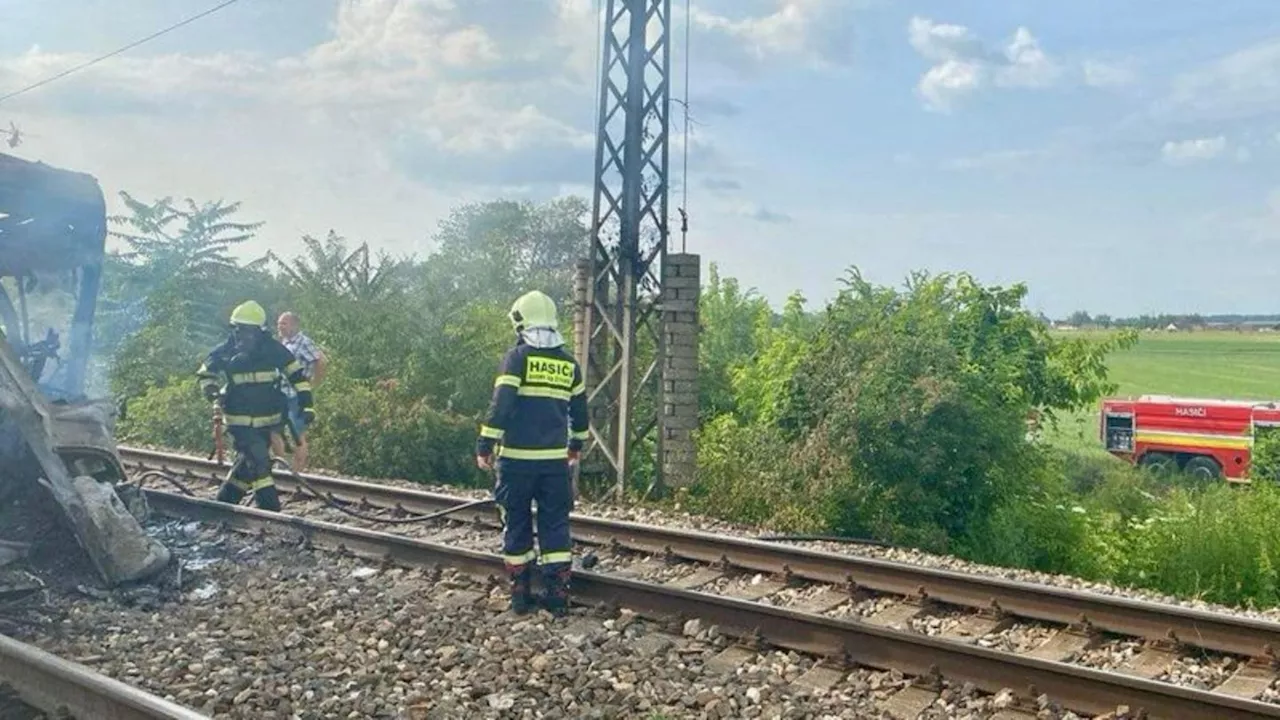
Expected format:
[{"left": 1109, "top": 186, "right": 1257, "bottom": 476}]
[{"left": 0, "top": 152, "right": 169, "bottom": 585}]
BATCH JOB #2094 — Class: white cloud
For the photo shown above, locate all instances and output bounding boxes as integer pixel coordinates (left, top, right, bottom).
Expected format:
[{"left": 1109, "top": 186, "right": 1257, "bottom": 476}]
[
  {"left": 1161, "top": 136, "right": 1227, "bottom": 165},
  {"left": 908, "top": 17, "right": 1061, "bottom": 112},
  {"left": 907, "top": 16, "right": 1126, "bottom": 112},
  {"left": 996, "top": 27, "right": 1059, "bottom": 89},
  {"left": 1166, "top": 38, "right": 1280, "bottom": 122},
  {"left": 2, "top": 0, "right": 812, "bottom": 262},
  {"left": 3, "top": 1, "right": 600, "bottom": 187},
  {"left": 692, "top": 0, "right": 863, "bottom": 72},
  {"left": 917, "top": 60, "right": 983, "bottom": 112},
  {"left": 0, "top": 0, "right": 616, "bottom": 257}
]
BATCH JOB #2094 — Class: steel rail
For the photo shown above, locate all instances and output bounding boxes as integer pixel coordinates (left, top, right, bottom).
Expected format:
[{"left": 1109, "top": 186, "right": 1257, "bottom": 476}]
[
  {"left": 142, "top": 487, "right": 1280, "bottom": 720},
  {"left": 0, "top": 633, "right": 207, "bottom": 719},
  {"left": 120, "top": 445, "right": 1280, "bottom": 659}
]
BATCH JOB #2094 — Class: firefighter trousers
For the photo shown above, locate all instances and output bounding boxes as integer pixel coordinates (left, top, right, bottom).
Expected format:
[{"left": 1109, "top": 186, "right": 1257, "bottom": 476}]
[
  {"left": 494, "top": 458, "right": 573, "bottom": 598},
  {"left": 216, "top": 426, "right": 281, "bottom": 512}
]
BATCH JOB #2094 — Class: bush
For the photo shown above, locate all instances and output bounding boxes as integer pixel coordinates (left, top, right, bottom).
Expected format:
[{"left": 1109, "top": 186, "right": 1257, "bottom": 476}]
[
  {"left": 769, "top": 271, "right": 1076, "bottom": 551},
  {"left": 117, "top": 377, "right": 216, "bottom": 454},
  {"left": 118, "top": 368, "right": 484, "bottom": 490},
  {"left": 965, "top": 451, "right": 1129, "bottom": 578},
  {"left": 978, "top": 450, "right": 1280, "bottom": 608},
  {"left": 1109, "top": 483, "right": 1280, "bottom": 607},
  {"left": 306, "top": 374, "right": 481, "bottom": 487},
  {"left": 1251, "top": 428, "right": 1280, "bottom": 482},
  {"left": 688, "top": 415, "right": 838, "bottom": 533}
]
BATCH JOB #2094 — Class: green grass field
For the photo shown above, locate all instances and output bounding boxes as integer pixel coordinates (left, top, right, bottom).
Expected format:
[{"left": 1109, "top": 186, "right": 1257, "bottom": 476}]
[{"left": 1046, "top": 330, "right": 1280, "bottom": 453}]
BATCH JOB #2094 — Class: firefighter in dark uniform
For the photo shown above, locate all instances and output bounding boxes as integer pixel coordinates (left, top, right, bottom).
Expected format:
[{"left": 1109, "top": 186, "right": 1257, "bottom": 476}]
[
  {"left": 197, "top": 300, "right": 314, "bottom": 512},
  {"left": 476, "top": 290, "right": 588, "bottom": 616}
]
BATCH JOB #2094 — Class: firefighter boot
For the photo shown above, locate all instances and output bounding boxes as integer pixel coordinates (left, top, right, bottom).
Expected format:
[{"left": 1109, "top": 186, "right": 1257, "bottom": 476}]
[
  {"left": 215, "top": 482, "right": 246, "bottom": 505},
  {"left": 253, "top": 485, "right": 282, "bottom": 512},
  {"left": 507, "top": 563, "right": 535, "bottom": 615},
  {"left": 540, "top": 564, "right": 572, "bottom": 617}
]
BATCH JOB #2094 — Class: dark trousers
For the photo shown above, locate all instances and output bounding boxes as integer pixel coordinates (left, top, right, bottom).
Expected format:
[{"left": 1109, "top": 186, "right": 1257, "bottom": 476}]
[
  {"left": 494, "top": 458, "right": 573, "bottom": 572},
  {"left": 216, "top": 426, "right": 281, "bottom": 511}
]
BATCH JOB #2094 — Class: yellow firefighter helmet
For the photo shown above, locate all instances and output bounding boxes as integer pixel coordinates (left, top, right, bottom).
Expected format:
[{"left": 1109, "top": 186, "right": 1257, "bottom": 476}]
[
  {"left": 509, "top": 291, "right": 558, "bottom": 332},
  {"left": 229, "top": 300, "right": 267, "bottom": 328}
]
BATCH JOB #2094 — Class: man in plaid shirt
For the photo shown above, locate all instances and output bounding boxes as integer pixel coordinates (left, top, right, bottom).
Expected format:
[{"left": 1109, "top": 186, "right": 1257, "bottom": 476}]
[{"left": 271, "top": 311, "right": 326, "bottom": 471}]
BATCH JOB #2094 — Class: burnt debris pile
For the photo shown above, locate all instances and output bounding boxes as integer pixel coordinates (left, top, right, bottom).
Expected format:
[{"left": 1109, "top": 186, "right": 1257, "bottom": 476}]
[{"left": 0, "top": 153, "right": 169, "bottom": 590}]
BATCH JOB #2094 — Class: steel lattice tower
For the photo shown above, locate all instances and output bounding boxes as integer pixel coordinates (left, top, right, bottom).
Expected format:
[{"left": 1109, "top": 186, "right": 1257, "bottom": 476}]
[{"left": 579, "top": 0, "right": 673, "bottom": 498}]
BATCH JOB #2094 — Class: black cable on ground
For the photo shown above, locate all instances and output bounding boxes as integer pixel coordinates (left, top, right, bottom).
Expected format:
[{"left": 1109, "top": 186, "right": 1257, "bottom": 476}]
[
  {"left": 269, "top": 458, "right": 496, "bottom": 526},
  {"left": 127, "top": 469, "right": 197, "bottom": 497}
]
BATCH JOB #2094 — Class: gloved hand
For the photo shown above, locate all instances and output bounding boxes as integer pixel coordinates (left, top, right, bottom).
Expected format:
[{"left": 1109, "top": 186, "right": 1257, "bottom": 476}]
[
  {"left": 202, "top": 384, "right": 220, "bottom": 402},
  {"left": 302, "top": 408, "right": 316, "bottom": 426}
]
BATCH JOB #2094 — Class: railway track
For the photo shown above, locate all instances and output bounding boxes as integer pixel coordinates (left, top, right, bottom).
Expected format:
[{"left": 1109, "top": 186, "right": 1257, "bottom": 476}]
[
  {"left": 122, "top": 445, "right": 1280, "bottom": 719},
  {"left": 0, "top": 632, "right": 205, "bottom": 719}
]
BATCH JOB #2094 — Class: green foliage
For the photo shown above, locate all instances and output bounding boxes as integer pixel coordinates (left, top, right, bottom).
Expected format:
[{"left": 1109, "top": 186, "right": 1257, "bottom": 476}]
[
  {"left": 102, "top": 193, "right": 284, "bottom": 399},
  {"left": 109, "top": 194, "right": 588, "bottom": 494},
  {"left": 420, "top": 197, "right": 588, "bottom": 311},
  {"left": 1251, "top": 428, "right": 1280, "bottom": 482},
  {"left": 270, "top": 231, "right": 419, "bottom": 385},
  {"left": 765, "top": 269, "right": 1119, "bottom": 549},
  {"left": 305, "top": 369, "right": 480, "bottom": 486},
  {"left": 1107, "top": 483, "right": 1280, "bottom": 606},
  {"left": 105, "top": 186, "right": 1280, "bottom": 609},
  {"left": 691, "top": 268, "right": 1132, "bottom": 553},
  {"left": 116, "top": 377, "right": 215, "bottom": 454},
  {"left": 969, "top": 448, "right": 1280, "bottom": 607},
  {"left": 697, "top": 264, "right": 772, "bottom": 420},
  {"left": 729, "top": 292, "right": 815, "bottom": 426}
]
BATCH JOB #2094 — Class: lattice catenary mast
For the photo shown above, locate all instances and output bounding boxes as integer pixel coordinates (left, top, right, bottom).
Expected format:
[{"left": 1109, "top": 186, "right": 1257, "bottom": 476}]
[{"left": 575, "top": 0, "right": 700, "bottom": 498}]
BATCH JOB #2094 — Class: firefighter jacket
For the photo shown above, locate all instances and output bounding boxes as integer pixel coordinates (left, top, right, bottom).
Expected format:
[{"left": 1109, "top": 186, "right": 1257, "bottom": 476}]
[
  {"left": 197, "top": 333, "right": 313, "bottom": 429},
  {"left": 477, "top": 342, "right": 589, "bottom": 461}
]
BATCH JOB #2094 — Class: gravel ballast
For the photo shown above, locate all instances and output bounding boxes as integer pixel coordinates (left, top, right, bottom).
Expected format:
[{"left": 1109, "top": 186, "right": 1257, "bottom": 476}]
[
  {"left": 126, "top": 445, "right": 1280, "bottom": 622},
  {"left": 11, "top": 517, "right": 1077, "bottom": 720}
]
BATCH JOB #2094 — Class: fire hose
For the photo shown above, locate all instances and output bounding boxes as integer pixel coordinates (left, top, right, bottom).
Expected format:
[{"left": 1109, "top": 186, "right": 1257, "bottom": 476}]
[{"left": 273, "top": 456, "right": 497, "bottom": 525}]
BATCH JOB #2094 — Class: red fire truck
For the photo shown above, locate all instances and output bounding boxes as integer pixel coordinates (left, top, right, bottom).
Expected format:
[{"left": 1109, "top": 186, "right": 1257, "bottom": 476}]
[{"left": 1100, "top": 395, "right": 1280, "bottom": 481}]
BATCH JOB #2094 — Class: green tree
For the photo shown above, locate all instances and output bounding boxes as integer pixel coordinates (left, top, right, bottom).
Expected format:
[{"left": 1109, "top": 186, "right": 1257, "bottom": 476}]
[
  {"left": 103, "top": 193, "right": 274, "bottom": 398},
  {"left": 730, "top": 291, "right": 816, "bottom": 426},
  {"left": 269, "top": 231, "right": 418, "bottom": 383},
  {"left": 419, "top": 197, "right": 588, "bottom": 311},
  {"left": 412, "top": 198, "right": 591, "bottom": 414},
  {"left": 698, "top": 264, "right": 771, "bottom": 419}
]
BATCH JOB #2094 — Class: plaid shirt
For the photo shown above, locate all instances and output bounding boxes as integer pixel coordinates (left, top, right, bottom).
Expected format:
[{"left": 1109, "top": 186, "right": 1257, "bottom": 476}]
[{"left": 281, "top": 332, "right": 321, "bottom": 397}]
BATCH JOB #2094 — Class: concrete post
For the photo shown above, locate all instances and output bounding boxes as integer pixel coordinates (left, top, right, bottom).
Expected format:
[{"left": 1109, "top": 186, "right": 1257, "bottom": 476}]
[{"left": 660, "top": 253, "right": 700, "bottom": 488}]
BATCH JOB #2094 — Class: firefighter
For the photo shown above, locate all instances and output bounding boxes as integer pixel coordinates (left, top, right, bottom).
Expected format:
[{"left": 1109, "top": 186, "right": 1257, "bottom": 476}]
[
  {"left": 197, "top": 301, "right": 314, "bottom": 512},
  {"left": 476, "top": 290, "right": 588, "bottom": 616}
]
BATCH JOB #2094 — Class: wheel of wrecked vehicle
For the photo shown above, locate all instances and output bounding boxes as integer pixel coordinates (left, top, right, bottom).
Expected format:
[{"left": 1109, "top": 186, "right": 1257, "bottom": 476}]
[
  {"left": 1137, "top": 451, "right": 1177, "bottom": 476},
  {"left": 1182, "top": 455, "right": 1222, "bottom": 482}
]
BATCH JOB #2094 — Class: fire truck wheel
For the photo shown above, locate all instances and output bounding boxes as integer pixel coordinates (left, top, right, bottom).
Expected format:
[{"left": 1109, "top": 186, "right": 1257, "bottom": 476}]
[
  {"left": 1137, "top": 452, "right": 1177, "bottom": 475},
  {"left": 1182, "top": 455, "right": 1222, "bottom": 481}
]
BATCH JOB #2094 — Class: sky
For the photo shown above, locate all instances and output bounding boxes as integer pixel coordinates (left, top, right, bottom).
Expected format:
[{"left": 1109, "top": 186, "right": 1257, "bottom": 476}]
[{"left": 1, "top": 0, "right": 1278, "bottom": 318}]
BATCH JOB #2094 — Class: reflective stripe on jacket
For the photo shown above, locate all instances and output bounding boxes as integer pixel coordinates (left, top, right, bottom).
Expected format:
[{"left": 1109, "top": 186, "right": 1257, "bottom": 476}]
[
  {"left": 197, "top": 334, "right": 313, "bottom": 428},
  {"left": 476, "top": 342, "right": 588, "bottom": 461}
]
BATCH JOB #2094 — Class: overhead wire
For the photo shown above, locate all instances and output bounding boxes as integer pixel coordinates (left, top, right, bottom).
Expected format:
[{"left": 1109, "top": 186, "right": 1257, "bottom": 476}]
[
  {"left": 0, "top": 0, "right": 247, "bottom": 105},
  {"left": 679, "top": 0, "right": 692, "bottom": 252}
]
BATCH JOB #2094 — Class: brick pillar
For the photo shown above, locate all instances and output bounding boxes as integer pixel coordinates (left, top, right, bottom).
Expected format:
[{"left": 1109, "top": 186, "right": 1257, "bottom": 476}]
[{"left": 660, "top": 253, "right": 700, "bottom": 489}]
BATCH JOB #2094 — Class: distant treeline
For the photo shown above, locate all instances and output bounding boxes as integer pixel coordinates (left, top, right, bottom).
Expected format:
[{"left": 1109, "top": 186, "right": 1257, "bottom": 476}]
[{"left": 1050, "top": 311, "right": 1280, "bottom": 330}]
